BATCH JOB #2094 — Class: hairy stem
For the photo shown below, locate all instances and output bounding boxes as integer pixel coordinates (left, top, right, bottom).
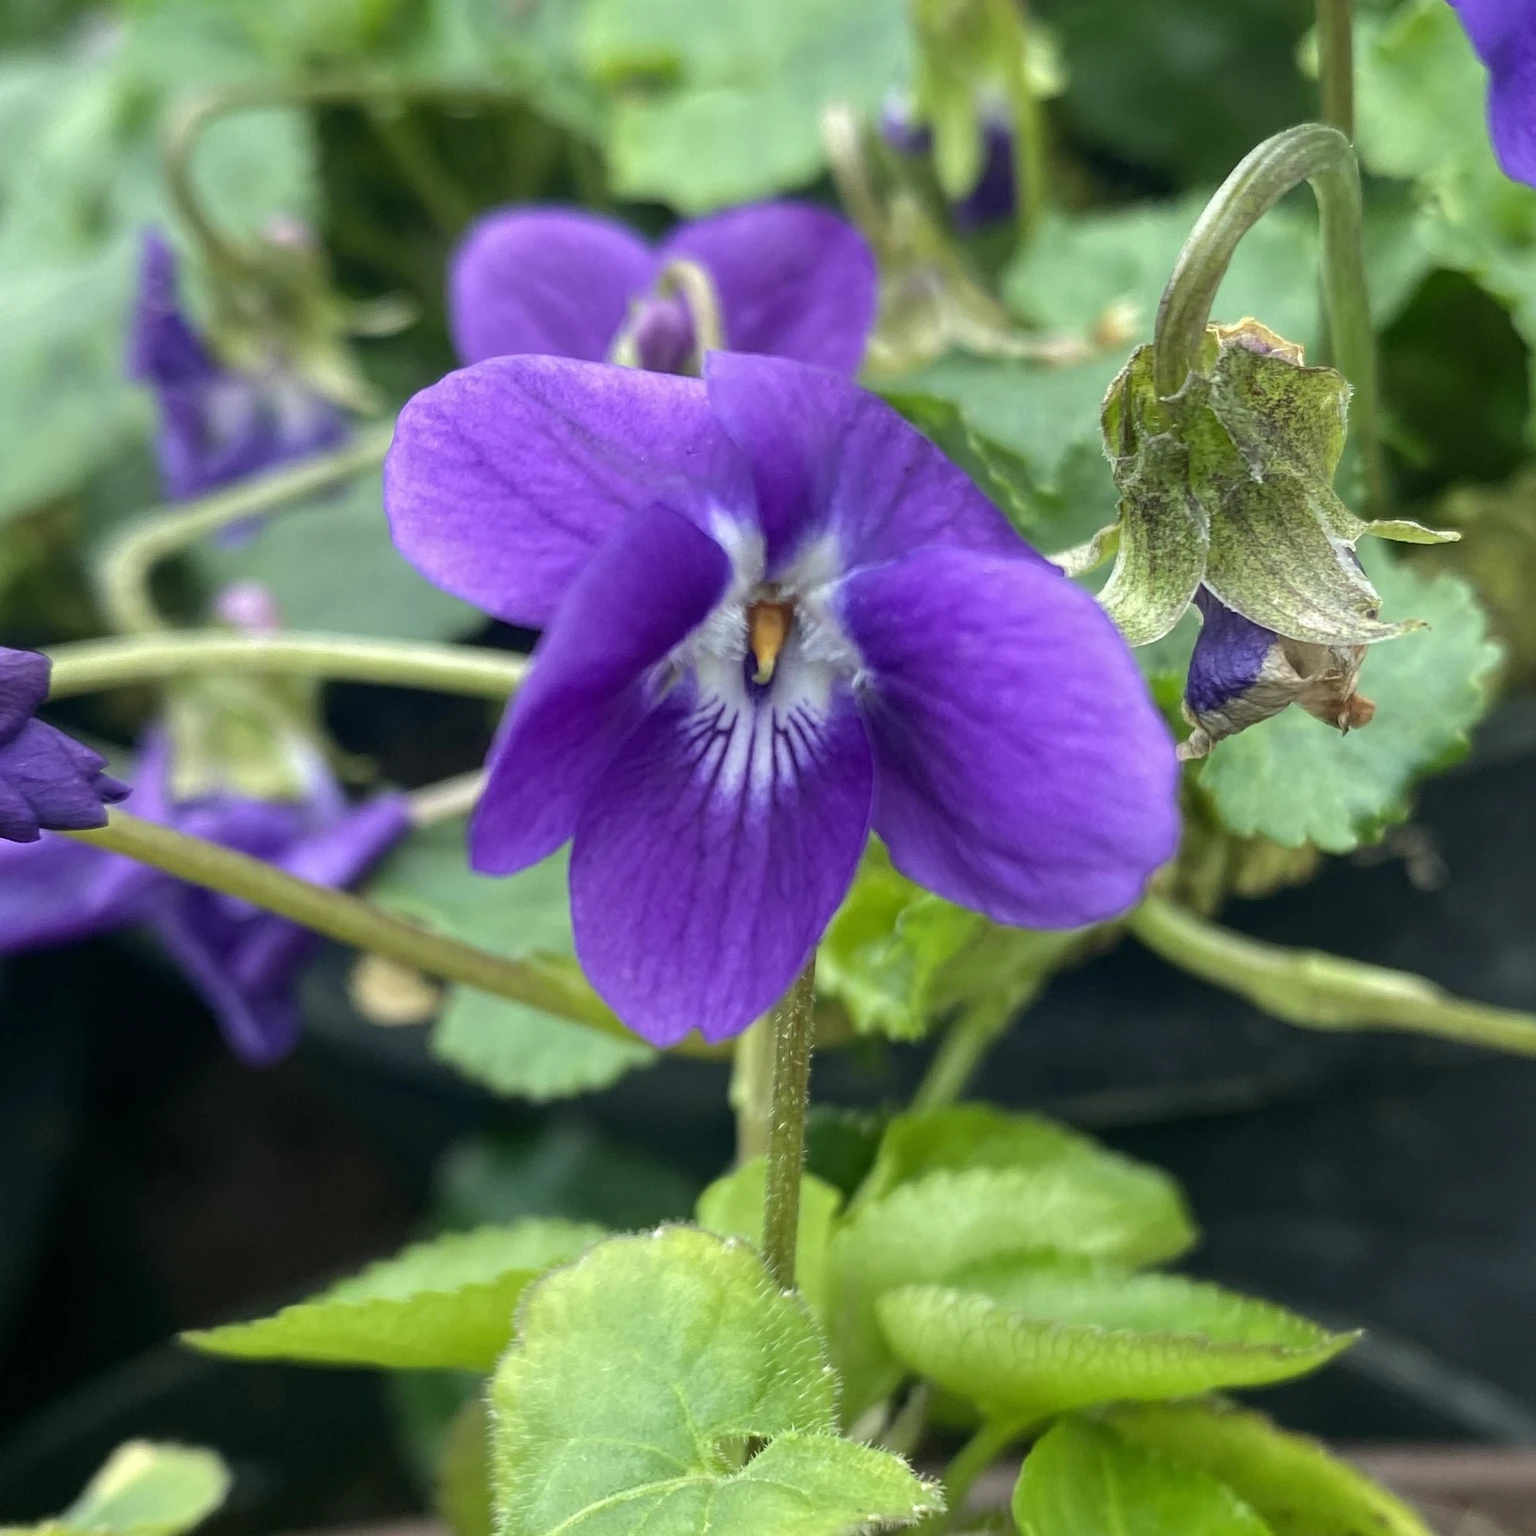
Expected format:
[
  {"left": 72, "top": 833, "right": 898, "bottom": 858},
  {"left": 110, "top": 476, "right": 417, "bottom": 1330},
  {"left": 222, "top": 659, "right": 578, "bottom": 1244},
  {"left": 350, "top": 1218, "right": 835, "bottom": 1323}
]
[
  {"left": 761, "top": 961, "right": 818, "bottom": 1289},
  {"left": 1129, "top": 893, "right": 1536, "bottom": 1055},
  {"left": 1317, "top": 0, "right": 1355, "bottom": 139},
  {"left": 67, "top": 810, "right": 716, "bottom": 1057},
  {"left": 96, "top": 424, "right": 395, "bottom": 633},
  {"left": 1152, "top": 123, "right": 1385, "bottom": 516},
  {"left": 47, "top": 632, "right": 524, "bottom": 702}
]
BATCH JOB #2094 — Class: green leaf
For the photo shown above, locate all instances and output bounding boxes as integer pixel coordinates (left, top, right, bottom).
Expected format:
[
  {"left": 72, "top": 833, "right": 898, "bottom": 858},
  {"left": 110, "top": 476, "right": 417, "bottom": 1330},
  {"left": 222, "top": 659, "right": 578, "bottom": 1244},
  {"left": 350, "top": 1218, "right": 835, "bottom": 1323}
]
[
  {"left": 827, "top": 1146, "right": 1196, "bottom": 1419},
  {"left": 367, "top": 824, "right": 654, "bottom": 1100},
  {"left": 696, "top": 1158, "right": 843, "bottom": 1322},
  {"left": 490, "top": 1226, "right": 941, "bottom": 1535},
  {"left": 1107, "top": 1400, "right": 1434, "bottom": 1536},
  {"left": 1013, "top": 1418, "right": 1273, "bottom": 1536},
  {"left": 184, "top": 1219, "right": 603, "bottom": 1370},
  {"left": 578, "top": 0, "right": 913, "bottom": 210},
  {"left": 1198, "top": 551, "right": 1502, "bottom": 850},
  {"left": 817, "top": 842, "right": 983, "bottom": 1040},
  {"left": 1, "top": 1442, "right": 231, "bottom": 1536},
  {"left": 198, "top": 471, "right": 479, "bottom": 640},
  {"left": 876, "top": 1257, "right": 1354, "bottom": 1420}
]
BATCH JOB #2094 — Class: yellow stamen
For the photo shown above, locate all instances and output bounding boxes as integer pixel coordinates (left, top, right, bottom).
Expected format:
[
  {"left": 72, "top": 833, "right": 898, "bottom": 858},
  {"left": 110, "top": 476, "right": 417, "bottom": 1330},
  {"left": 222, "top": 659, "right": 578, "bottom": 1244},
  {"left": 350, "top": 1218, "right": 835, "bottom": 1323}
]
[{"left": 748, "top": 601, "right": 793, "bottom": 685}]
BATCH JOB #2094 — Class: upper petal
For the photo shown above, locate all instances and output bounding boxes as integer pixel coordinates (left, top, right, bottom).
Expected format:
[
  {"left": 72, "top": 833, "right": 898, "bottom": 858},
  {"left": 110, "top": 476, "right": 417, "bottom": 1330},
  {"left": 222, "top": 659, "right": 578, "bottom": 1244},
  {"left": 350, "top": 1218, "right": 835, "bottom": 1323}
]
[
  {"left": 704, "top": 352, "right": 1029, "bottom": 573},
  {"left": 1451, "top": 0, "right": 1527, "bottom": 62},
  {"left": 839, "top": 547, "right": 1180, "bottom": 928},
  {"left": 449, "top": 207, "right": 656, "bottom": 366},
  {"left": 662, "top": 202, "right": 876, "bottom": 375},
  {"left": 385, "top": 356, "right": 752, "bottom": 627},
  {"left": 1487, "top": 17, "right": 1536, "bottom": 186},
  {"left": 471, "top": 502, "right": 731, "bottom": 874},
  {"left": 570, "top": 679, "right": 874, "bottom": 1046},
  {"left": 127, "top": 229, "right": 216, "bottom": 387},
  {"left": 0, "top": 647, "right": 50, "bottom": 741}
]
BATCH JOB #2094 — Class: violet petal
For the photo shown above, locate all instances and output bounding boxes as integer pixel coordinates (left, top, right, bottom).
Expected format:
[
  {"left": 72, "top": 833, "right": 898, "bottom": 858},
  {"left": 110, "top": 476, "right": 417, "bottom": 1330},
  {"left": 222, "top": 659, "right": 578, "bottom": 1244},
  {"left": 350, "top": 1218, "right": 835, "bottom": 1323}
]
[
  {"left": 385, "top": 356, "right": 752, "bottom": 627},
  {"left": 471, "top": 503, "right": 731, "bottom": 874},
  {"left": 662, "top": 202, "right": 877, "bottom": 374},
  {"left": 839, "top": 546, "right": 1179, "bottom": 928},
  {"left": 0, "top": 648, "right": 51, "bottom": 740},
  {"left": 704, "top": 351, "right": 1028, "bottom": 572},
  {"left": 449, "top": 207, "right": 655, "bottom": 365},
  {"left": 570, "top": 678, "right": 873, "bottom": 1046}
]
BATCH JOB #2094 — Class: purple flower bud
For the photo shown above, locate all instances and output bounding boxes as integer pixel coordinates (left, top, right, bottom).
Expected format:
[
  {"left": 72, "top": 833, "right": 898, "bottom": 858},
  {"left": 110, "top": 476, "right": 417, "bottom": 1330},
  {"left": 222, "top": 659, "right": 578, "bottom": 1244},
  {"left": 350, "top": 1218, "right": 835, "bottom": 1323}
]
[
  {"left": 1180, "top": 588, "right": 1375, "bottom": 761},
  {"left": 212, "top": 580, "right": 285, "bottom": 636},
  {"left": 1450, "top": 0, "right": 1536, "bottom": 186},
  {"left": 0, "top": 647, "right": 129, "bottom": 841},
  {"left": 127, "top": 231, "right": 350, "bottom": 515},
  {"left": 881, "top": 97, "right": 1018, "bottom": 228},
  {"left": 627, "top": 292, "right": 698, "bottom": 375}
]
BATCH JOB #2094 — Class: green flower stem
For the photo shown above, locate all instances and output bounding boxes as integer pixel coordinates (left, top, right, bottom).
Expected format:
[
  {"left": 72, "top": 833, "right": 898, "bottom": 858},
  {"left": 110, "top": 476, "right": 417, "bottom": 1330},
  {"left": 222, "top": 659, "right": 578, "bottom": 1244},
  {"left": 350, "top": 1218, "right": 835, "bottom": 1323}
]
[
  {"left": 935, "top": 1416, "right": 1031, "bottom": 1528},
  {"left": 1318, "top": 0, "right": 1355, "bottom": 139},
  {"left": 911, "top": 999, "right": 1011, "bottom": 1112},
  {"left": 761, "top": 960, "right": 818, "bottom": 1290},
  {"left": 46, "top": 632, "right": 525, "bottom": 702},
  {"left": 730, "top": 1015, "right": 777, "bottom": 1164},
  {"left": 1011, "top": 0, "right": 1048, "bottom": 245},
  {"left": 65, "top": 809, "right": 717, "bottom": 1058},
  {"left": 167, "top": 82, "right": 523, "bottom": 277},
  {"left": 366, "top": 103, "right": 475, "bottom": 239},
  {"left": 1152, "top": 122, "right": 1386, "bottom": 517},
  {"left": 96, "top": 423, "right": 395, "bottom": 633},
  {"left": 1129, "top": 893, "right": 1536, "bottom": 1055}
]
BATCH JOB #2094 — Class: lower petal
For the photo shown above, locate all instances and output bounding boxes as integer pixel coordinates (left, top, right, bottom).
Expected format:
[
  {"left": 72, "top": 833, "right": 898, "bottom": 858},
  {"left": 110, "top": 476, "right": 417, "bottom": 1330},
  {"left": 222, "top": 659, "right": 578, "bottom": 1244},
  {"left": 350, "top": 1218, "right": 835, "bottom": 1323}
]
[
  {"left": 839, "top": 547, "right": 1180, "bottom": 929},
  {"left": 569, "top": 681, "right": 873, "bottom": 1046},
  {"left": 1489, "top": 30, "right": 1536, "bottom": 187},
  {"left": 471, "top": 503, "right": 731, "bottom": 874}
]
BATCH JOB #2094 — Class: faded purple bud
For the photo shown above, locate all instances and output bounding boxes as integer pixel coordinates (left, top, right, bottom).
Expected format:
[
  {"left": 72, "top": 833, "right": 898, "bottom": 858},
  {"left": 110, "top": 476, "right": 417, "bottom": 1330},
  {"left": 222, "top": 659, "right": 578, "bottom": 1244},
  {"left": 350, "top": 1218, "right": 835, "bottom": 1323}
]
[
  {"left": 1180, "top": 589, "right": 1375, "bottom": 761},
  {"left": 213, "top": 580, "right": 285, "bottom": 636},
  {"left": 626, "top": 292, "right": 698, "bottom": 375},
  {"left": 0, "top": 647, "right": 129, "bottom": 841},
  {"left": 881, "top": 96, "right": 1017, "bottom": 228}
]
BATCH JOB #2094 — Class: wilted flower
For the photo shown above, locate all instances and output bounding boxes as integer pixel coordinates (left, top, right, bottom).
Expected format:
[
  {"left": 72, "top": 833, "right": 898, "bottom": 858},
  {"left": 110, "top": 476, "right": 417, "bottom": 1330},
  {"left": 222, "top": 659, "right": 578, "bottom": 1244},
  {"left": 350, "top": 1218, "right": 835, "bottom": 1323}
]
[
  {"left": 127, "top": 231, "right": 350, "bottom": 509},
  {"left": 385, "top": 351, "right": 1178, "bottom": 1045},
  {"left": 448, "top": 202, "right": 876, "bottom": 376},
  {"left": 0, "top": 732, "right": 407, "bottom": 1063},
  {"left": 1179, "top": 588, "right": 1374, "bottom": 760},
  {"left": 1450, "top": 0, "right": 1536, "bottom": 186},
  {"left": 0, "top": 647, "right": 128, "bottom": 841}
]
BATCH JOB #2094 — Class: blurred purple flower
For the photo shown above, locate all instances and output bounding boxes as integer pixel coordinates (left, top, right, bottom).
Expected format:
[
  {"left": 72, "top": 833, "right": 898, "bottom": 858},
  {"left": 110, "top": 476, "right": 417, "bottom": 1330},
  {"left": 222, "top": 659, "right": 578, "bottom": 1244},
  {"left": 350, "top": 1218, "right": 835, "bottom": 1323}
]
[
  {"left": 882, "top": 100, "right": 1017, "bottom": 228},
  {"left": 1180, "top": 588, "right": 1374, "bottom": 760},
  {"left": 448, "top": 201, "right": 876, "bottom": 375},
  {"left": 0, "top": 732, "right": 408, "bottom": 1063},
  {"left": 1450, "top": 0, "right": 1536, "bottom": 185},
  {"left": 0, "top": 647, "right": 128, "bottom": 841},
  {"left": 385, "top": 351, "right": 1178, "bottom": 1046},
  {"left": 127, "top": 231, "right": 350, "bottom": 514}
]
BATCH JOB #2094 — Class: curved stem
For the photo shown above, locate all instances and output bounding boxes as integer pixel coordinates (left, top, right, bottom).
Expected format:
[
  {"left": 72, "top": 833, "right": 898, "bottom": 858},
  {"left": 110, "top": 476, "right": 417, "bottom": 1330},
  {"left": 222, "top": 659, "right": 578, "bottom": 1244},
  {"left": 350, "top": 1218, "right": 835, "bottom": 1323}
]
[
  {"left": 761, "top": 961, "right": 817, "bottom": 1289},
  {"left": 46, "top": 632, "right": 524, "bottom": 702},
  {"left": 1152, "top": 123, "right": 1385, "bottom": 516},
  {"left": 167, "top": 81, "right": 523, "bottom": 276},
  {"left": 1317, "top": 0, "right": 1355, "bottom": 139},
  {"left": 911, "top": 1000, "right": 1011, "bottom": 1112},
  {"left": 1129, "top": 893, "right": 1536, "bottom": 1056},
  {"left": 96, "top": 423, "right": 395, "bottom": 633},
  {"left": 938, "top": 1417, "right": 1032, "bottom": 1526},
  {"left": 407, "top": 770, "right": 488, "bottom": 828},
  {"left": 62, "top": 810, "right": 713, "bottom": 1051},
  {"left": 1010, "top": 0, "right": 1048, "bottom": 245}
]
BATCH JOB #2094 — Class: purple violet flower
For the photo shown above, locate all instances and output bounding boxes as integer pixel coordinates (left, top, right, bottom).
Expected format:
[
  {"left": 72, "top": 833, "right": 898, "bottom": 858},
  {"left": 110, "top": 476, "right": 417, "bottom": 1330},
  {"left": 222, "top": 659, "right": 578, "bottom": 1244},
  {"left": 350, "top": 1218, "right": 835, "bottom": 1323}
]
[
  {"left": 1180, "top": 588, "right": 1374, "bottom": 761},
  {"left": 882, "top": 100, "right": 1018, "bottom": 228},
  {"left": 127, "top": 231, "right": 350, "bottom": 510},
  {"left": 448, "top": 201, "right": 877, "bottom": 375},
  {"left": 0, "top": 731, "right": 408, "bottom": 1063},
  {"left": 1451, "top": 0, "right": 1536, "bottom": 186},
  {"left": 385, "top": 351, "right": 1179, "bottom": 1046},
  {"left": 0, "top": 647, "right": 129, "bottom": 841}
]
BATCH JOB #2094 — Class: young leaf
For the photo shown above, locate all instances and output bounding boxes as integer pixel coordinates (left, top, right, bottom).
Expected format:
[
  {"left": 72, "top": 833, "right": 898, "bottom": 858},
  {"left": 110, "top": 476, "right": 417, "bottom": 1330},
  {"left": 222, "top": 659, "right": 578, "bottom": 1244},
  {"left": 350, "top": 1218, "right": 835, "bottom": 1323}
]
[
  {"left": 876, "top": 1258, "right": 1353, "bottom": 1421},
  {"left": 827, "top": 1155, "right": 1196, "bottom": 1419},
  {"left": 1197, "top": 555, "right": 1501, "bottom": 851},
  {"left": 1106, "top": 1400, "right": 1434, "bottom": 1536},
  {"left": 367, "top": 826, "right": 654, "bottom": 1100},
  {"left": 183, "top": 1219, "right": 603, "bottom": 1370},
  {"left": 490, "top": 1226, "right": 942, "bottom": 1536},
  {"left": 696, "top": 1158, "right": 843, "bottom": 1323},
  {"left": 1013, "top": 1418, "right": 1272, "bottom": 1536},
  {"left": 0, "top": 1441, "right": 231, "bottom": 1536}
]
